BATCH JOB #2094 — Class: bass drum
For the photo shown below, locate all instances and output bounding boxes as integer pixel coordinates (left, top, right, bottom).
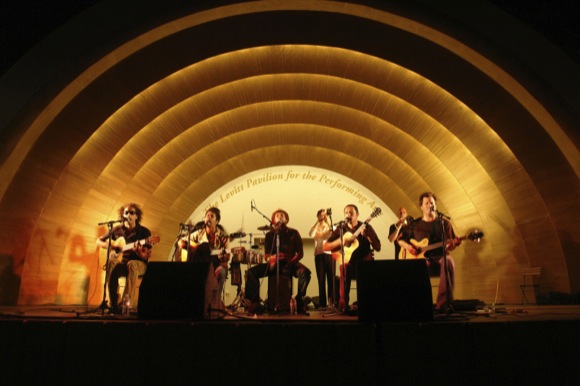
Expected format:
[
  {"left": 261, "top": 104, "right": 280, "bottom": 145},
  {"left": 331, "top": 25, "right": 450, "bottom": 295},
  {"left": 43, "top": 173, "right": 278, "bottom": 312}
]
[{"left": 230, "top": 246, "right": 247, "bottom": 263}]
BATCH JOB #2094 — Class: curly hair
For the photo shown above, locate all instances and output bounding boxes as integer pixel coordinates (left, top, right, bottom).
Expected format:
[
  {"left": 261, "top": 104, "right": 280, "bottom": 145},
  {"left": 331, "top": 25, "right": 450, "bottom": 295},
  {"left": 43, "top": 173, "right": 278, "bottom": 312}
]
[{"left": 118, "top": 203, "right": 143, "bottom": 224}]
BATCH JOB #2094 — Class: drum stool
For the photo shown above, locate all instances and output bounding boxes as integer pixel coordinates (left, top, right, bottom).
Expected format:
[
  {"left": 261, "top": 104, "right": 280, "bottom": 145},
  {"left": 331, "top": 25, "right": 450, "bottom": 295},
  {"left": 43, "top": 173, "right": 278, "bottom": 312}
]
[{"left": 267, "top": 271, "right": 293, "bottom": 312}]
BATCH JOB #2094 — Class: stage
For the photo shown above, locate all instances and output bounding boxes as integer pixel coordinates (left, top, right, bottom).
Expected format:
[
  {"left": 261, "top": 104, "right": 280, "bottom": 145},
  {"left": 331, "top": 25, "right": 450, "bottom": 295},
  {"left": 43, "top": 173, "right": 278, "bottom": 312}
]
[{"left": 1, "top": 304, "right": 579, "bottom": 385}]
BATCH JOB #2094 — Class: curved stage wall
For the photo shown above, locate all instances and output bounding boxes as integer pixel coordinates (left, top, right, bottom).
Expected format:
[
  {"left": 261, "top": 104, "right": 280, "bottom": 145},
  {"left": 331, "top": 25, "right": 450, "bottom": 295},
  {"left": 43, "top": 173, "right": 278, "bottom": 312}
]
[{"left": 0, "top": 0, "right": 578, "bottom": 306}]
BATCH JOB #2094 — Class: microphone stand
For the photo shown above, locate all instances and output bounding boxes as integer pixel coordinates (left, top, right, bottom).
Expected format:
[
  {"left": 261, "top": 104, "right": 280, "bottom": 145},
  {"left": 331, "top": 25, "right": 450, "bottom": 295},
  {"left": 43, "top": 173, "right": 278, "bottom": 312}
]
[
  {"left": 171, "top": 223, "right": 187, "bottom": 262},
  {"left": 94, "top": 220, "right": 121, "bottom": 315},
  {"left": 325, "top": 209, "right": 338, "bottom": 313},
  {"left": 250, "top": 201, "right": 276, "bottom": 312},
  {"left": 324, "top": 220, "right": 347, "bottom": 318},
  {"left": 436, "top": 211, "right": 454, "bottom": 315},
  {"left": 274, "top": 229, "right": 281, "bottom": 314}
]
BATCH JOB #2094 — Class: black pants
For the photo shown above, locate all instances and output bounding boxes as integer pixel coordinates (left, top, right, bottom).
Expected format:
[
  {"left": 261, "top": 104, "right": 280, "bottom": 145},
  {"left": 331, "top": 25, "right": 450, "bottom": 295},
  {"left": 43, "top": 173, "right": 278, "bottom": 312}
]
[
  {"left": 315, "top": 253, "right": 335, "bottom": 307},
  {"left": 246, "top": 261, "right": 311, "bottom": 308}
]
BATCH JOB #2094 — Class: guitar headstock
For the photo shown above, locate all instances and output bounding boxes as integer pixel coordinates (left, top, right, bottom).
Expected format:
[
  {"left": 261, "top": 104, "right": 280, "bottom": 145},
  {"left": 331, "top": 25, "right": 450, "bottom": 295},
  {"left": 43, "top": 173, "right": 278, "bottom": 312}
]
[
  {"left": 467, "top": 230, "right": 484, "bottom": 243},
  {"left": 370, "top": 207, "right": 382, "bottom": 218},
  {"left": 147, "top": 235, "right": 160, "bottom": 245}
]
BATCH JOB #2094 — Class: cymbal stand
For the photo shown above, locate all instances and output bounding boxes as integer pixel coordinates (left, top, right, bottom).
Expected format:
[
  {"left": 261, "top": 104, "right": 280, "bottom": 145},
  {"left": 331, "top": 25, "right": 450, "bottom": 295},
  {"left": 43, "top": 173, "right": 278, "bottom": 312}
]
[{"left": 227, "top": 233, "right": 254, "bottom": 313}]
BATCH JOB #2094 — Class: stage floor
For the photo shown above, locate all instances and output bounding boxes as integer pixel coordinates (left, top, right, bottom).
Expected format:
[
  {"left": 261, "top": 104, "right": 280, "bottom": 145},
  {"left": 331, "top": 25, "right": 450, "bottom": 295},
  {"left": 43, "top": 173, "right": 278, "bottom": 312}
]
[
  {"left": 2, "top": 303, "right": 580, "bottom": 323},
  {"left": 2, "top": 303, "right": 579, "bottom": 385}
]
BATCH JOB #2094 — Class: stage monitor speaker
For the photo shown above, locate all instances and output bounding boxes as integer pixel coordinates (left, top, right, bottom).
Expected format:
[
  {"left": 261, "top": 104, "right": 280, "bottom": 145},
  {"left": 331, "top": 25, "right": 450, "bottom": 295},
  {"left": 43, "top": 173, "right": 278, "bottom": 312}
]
[
  {"left": 138, "top": 262, "right": 222, "bottom": 320},
  {"left": 356, "top": 260, "right": 433, "bottom": 322}
]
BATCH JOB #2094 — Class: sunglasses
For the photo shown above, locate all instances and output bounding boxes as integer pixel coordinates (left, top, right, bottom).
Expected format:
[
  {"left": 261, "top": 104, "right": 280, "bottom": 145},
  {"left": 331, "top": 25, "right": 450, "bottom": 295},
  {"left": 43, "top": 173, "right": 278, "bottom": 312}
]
[{"left": 124, "top": 210, "right": 136, "bottom": 215}]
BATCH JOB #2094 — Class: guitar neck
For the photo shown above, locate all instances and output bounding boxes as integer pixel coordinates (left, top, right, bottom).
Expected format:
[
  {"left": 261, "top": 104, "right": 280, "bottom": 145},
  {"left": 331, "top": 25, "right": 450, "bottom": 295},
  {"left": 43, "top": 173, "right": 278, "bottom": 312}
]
[
  {"left": 120, "top": 236, "right": 157, "bottom": 252},
  {"left": 421, "top": 234, "right": 470, "bottom": 253}
]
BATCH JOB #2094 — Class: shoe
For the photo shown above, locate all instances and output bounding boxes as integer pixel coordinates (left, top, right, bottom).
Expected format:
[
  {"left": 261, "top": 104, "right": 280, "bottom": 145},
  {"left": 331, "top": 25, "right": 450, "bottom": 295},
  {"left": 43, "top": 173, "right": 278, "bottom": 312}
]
[
  {"left": 297, "top": 307, "right": 310, "bottom": 316},
  {"left": 247, "top": 302, "right": 264, "bottom": 315}
]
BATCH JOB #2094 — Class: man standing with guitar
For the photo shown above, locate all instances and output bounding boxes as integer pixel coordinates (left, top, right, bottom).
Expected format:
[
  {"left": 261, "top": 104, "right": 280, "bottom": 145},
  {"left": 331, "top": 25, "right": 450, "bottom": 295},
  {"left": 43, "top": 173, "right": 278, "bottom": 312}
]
[
  {"left": 398, "top": 192, "right": 461, "bottom": 314},
  {"left": 388, "top": 207, "right": 413, "bottom": 260},
  {"left": 96, "top": 203, "right": 155, "bottom": 314},
  {"left": 324, "top": 204, "right": 382, "bottom": 312}
]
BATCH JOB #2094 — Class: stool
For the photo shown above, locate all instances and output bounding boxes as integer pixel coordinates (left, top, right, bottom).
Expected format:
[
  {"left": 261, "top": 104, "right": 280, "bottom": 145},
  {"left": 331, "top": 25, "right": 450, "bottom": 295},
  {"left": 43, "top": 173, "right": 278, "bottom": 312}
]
[
  {"left": 118, "top": 275, "right": 144, "bottom": 308},
  {"left": 268, "top": 272, "right": 293, "bottom": 312}
]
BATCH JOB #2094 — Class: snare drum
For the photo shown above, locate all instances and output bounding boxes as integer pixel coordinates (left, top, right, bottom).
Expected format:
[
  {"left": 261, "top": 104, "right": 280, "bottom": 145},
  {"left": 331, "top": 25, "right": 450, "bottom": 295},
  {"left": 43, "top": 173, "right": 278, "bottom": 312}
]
[{"left": 230, "top": 247, "right": 246, "bottom": 263}]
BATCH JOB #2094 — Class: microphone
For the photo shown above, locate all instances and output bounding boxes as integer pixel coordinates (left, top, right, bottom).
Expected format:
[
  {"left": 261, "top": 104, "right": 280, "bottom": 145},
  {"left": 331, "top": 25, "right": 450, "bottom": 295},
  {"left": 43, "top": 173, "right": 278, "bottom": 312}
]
[
  {"left": 326, "top": 208, "right": 332, "bottom": 216},
  {"left": 98, "top": 219, "right": 123, "bottom": 226}
]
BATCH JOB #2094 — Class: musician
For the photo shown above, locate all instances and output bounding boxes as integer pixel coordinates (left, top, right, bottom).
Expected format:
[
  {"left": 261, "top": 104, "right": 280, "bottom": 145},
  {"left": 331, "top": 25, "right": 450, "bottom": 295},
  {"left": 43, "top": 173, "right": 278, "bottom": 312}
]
[
  {"left": 308, "top": 209, "right": 333, "bottom": 309},
  {"left": 245, "top": 209, "right": 311, "bottom": 315},
  {"left": 388, "top": 207, "right": 413, "bottom": 260},
  {"left": 323, "top": 204, "right": 381, "bottom": 311},
  {"left": 398, "top": 192, "right": 461, "bottom": 313},
  {"left": 179, "top": 207, "right": 229, "bottom": 302},
  {"left": 96, "top": 203, "right": 151, "bottom": 314}
]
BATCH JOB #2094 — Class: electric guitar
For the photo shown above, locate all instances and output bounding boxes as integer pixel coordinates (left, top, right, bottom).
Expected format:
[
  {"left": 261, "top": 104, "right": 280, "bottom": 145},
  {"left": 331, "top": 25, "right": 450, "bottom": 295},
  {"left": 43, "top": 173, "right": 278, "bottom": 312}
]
[
  {"left": 334, "top": 207, "right": 382, "bottom": 264},
  {"left": 399, "top": 230, "right": 484, "bottom": 261},
  {"left": 109, "top": 235, "right": 160, "bottom": 259}
]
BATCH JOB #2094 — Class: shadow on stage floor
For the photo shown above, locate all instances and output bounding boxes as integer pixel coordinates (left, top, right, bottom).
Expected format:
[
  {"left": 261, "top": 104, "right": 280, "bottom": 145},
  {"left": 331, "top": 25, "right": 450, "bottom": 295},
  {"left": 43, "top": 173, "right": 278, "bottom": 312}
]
[{"left": 1, "top": 304, "right": 579, "bottom": 385}]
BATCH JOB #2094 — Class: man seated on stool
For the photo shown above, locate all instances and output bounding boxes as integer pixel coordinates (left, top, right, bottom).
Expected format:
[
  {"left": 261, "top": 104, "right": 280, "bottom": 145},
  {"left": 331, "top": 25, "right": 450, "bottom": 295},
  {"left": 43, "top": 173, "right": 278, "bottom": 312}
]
[
  {"left": 245, "top": 209, "right": 311, "bottom": 315},
  {"left": 96, "top": 203, "right": 152, "bottom": 314}
]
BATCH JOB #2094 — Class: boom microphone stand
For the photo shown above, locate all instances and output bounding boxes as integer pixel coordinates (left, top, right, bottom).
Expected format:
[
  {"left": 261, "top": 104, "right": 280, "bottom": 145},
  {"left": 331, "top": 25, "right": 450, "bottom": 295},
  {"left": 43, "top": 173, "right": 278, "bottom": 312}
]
[{"left": 95, "top": 219, "right": 122, "bottom": 315}]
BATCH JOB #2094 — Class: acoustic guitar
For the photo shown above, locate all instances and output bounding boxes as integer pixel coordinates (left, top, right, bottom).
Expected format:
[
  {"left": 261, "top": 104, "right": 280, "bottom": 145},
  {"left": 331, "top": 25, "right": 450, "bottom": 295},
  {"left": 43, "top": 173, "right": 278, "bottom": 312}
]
[
  {"left": 334, "top": 207, "right": 382, "bottom": 265},
  {"left": 399, "top": 230, "right": 484, "bottom": 261},
  {"left": 109, "top": 235, "right": 160, "bottom": 260}
]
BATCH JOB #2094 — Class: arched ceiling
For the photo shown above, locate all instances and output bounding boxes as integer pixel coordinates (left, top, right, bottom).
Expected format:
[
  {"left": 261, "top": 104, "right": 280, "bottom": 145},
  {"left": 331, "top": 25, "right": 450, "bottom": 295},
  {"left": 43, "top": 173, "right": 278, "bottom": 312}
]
[{"left": 0, "top": 0, "right": 578, "bottom": 305}]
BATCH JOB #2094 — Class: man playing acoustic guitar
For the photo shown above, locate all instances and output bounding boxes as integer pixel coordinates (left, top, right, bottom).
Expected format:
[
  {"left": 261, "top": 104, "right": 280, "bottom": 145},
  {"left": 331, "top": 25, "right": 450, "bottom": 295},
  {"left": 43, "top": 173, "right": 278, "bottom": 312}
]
[
  {"left": 324, "top": 204, "right": 382, "bottom": 312},
  {"left": 398, "top": 192, "right": 461, "bottom": 314},
  {"left": 96, "top": 203, "right": 157, "bottom": 314},
  {"left": 178, "top": 207, "right": 230, "bottom": 304}
]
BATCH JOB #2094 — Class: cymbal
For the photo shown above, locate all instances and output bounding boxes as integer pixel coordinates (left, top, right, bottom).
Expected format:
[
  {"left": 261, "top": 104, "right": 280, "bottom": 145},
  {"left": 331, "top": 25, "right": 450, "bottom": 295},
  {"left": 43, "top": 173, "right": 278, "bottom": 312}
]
[
  {"left": 229, "top": 232, "right": 246, "bottom": 240},
  {"left": 257, "top": 225, "right": 271, "bottom": 231}
]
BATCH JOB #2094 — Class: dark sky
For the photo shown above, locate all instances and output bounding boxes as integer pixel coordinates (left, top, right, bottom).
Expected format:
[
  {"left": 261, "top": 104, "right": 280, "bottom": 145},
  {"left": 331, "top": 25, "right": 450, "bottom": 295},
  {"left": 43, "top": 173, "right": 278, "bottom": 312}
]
[{"left": 0, "top": 0, "right": 578, "bottom": 77}]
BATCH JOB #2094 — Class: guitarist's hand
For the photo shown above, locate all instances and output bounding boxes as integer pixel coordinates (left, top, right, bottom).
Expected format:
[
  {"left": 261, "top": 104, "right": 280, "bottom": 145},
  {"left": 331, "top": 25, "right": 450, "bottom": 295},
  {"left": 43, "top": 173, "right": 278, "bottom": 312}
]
[
  {"left": 447, "top": 237, "right": 462, "bottom": 251},
  {"left": 344, "top": 234, "right": 357, "bottom": 247},
  {"left": 401, "top": 241, "right": 419, "bottom": 256}
]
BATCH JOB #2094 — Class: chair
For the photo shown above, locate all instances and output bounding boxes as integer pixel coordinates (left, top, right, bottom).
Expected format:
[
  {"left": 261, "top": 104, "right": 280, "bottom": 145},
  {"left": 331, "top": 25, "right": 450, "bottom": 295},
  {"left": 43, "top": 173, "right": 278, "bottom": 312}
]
[{"left": 520, "top": 267, "right": 541, "bottom": 304}]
